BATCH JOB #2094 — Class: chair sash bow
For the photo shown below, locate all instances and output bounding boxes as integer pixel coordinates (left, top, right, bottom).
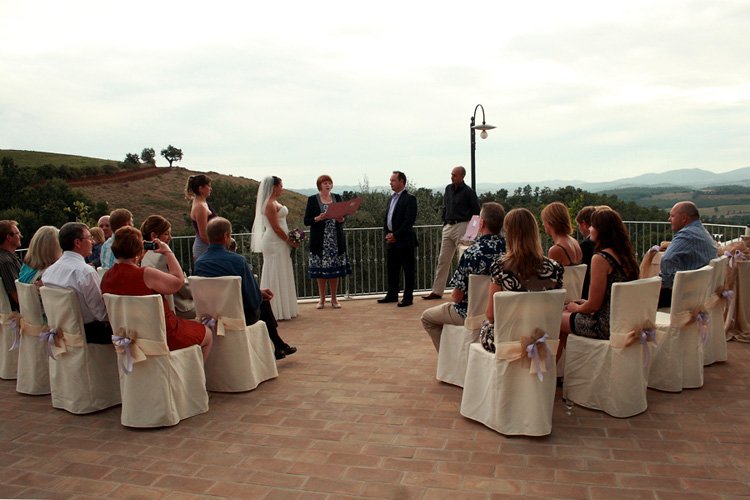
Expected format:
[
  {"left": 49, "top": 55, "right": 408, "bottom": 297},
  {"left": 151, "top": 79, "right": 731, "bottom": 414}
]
[
  {"left": 724, "top": 250, "right": 747, "bottom": 269},
  {"left": 1, "top": 311, "right": 22, "bottom": 351},
  {"left": 673, "top": 307, "right": 710, "bottom": 345},
  {"left": 201, "top": 314, "right": 245, "bottom": 337},
  {"left": 39, "top": 327, "right": 66, "bottom": 359},
  {"left": 112, "top": 327, "right": 169, "bottom": 375},
  {"left": 612, "top": 321, "right": 657, "bottom": 367},
  {"left": 495, "top": 328, "right": 559, "bottom": 381},
  {"left": 705, "top": 286, "right": 733, "bottom": 309}
]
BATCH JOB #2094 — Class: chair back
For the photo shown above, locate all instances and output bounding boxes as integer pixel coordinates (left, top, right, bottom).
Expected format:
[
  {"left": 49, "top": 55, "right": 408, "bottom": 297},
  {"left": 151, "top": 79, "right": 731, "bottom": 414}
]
[
  {"left": 563, "top": 264, "right": 587, "bottom": 302},
  {"left": 466, "top": 274, "right": 491, "bottom": 322},
  {"left": 16, "top": 281, "right": 45, "bottom": 327},
  {"left": 668, "top": 266, "right": 713, "bottom": 323},
  {"left": 494, "top": 289, "right": 566, "bottom": 344},
  {"left": 189, "top": 276, "right": 246, "bottom": 325},
  {"left": 189, "top": 275, "right": 278, "bottom": 392},
  {"left": 39, "top": 286, "right": 86, "bottom": 343},
  {"left": 0, "top": 282, "right": 19, "bottom": 380},
  {"left": 610, "top": 277, "right": 661, "bottom": 338},
  {"left": 39, "top": 286, "right": 120, "bottom": 413},
  {"left": 103, "top": 293, "right": 167, "bottom": 345},
  {"left": 15, "top": 280, "right": 51, "bottom": 395}
]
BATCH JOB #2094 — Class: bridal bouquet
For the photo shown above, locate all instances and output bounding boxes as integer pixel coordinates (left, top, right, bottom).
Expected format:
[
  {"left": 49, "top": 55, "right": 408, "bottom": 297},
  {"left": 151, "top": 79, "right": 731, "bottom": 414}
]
[{"left": 288, "top": 228, "right": 306, "bottom": 244}]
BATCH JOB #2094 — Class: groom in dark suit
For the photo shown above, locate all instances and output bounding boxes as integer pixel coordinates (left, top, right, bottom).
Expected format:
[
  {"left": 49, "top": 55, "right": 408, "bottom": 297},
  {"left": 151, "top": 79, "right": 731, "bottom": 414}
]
[{"left": 378, "top": 171, "right": 418, "bottom": 307}]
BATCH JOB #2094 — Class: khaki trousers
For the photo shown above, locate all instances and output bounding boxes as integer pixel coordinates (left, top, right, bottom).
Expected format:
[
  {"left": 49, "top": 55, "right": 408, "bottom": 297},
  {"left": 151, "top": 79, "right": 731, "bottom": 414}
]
[
  {"left": 420, "top": 302, "right": 465, "bottom": 352},
  {"left": 430, "top": 222, "right": 468, "bottom": 296}
]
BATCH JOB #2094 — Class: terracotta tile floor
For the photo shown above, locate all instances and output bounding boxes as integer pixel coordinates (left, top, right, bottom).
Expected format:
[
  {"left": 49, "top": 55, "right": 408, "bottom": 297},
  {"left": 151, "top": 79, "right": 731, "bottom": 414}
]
[{"left": 1, "top": 297, "right": 749, "bottom": 499}]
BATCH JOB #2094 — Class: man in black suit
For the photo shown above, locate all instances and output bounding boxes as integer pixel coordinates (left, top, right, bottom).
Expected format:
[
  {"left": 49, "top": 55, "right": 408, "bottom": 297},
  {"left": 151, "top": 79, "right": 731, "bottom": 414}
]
[{"left": 378, "top": 171, "right": 418, "bottom": 307}]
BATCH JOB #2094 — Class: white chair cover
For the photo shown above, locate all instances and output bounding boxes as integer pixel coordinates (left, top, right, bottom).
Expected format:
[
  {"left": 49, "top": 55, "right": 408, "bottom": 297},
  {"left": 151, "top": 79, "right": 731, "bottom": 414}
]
[
  {"left": 15, "top": 281, "right": 51, "bottom": 395},
  {"left": 725, "top": 260, "right": 750, "bottom": 341},
  {"left": 563, "top": 277, "right": 661, "bottom": 417},
  {"left": 563, "top": 264, "right": 587, "bottom": 303},
  {"left": 436, "top": 274, "right": 491, "bottom": 387},
  {"left": 648, "top": 266, "right": 713, "bottom": 392},
  {"left": 39, "top": 286, "right": 120, "bottom": 414},
  {"left": 703, "top": 257, "right": 728, "bottom": 365},
  {"left": 0, "top": 285, "right": 19, "bottom": 380},
  {"left": 460, "top": 289, "right": 565, "bottom": 436},
  {"left": 103, "top": 293, "right": 208, "bottom": 427},
  {"left": 189, "top": 276, "right": 278, "bottom": 392}
]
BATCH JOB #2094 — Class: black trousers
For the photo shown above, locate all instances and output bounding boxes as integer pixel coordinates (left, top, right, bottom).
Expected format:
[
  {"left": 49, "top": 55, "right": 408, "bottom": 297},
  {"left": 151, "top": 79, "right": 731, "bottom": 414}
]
[
  {"left": 258, "top": 300, "right": 286, "bottom": 350},
  {"left": 386, "top": 246, "right": 415, "bottom": 301},
  {"left": 84, "top": 321, "right": 113, "bottom": 344},
  {"left": 658, "top": 287, "right": 672, "bottom": 309}
]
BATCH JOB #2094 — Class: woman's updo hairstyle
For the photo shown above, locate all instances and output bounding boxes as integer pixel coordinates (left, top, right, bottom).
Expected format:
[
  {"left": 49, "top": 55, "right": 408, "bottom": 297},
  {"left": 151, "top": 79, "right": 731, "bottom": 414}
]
[{"left": 185, "top": 174, "right": 212, "bottom": 200}]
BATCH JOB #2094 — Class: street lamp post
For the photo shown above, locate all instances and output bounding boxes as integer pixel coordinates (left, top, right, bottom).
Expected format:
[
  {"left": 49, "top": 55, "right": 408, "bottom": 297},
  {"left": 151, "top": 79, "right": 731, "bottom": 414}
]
[{"left": 469, "top": 104, "right": 496, "bottom": 192}]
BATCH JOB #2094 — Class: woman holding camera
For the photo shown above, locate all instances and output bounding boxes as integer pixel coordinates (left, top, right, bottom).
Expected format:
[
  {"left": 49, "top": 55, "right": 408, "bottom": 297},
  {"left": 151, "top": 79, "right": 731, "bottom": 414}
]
[
  {"left": 101, "top": 226, "right": 212, "bottom": 361},
  {"left": 140, "top": 215, "right": 196, "bottom": 319}
]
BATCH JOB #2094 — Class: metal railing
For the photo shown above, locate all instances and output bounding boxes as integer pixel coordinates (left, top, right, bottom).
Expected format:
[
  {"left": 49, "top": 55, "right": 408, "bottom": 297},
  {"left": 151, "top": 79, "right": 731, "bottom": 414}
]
[{"left": 164, "top": 221, "right": 746, "bottom": 300}]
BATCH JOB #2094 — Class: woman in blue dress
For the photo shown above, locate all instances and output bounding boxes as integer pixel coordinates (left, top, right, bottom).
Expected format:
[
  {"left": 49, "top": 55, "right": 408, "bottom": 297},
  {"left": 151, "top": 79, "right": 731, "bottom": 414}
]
[{"left": 304, "top": 175, "right": 351, "bottom": 309}]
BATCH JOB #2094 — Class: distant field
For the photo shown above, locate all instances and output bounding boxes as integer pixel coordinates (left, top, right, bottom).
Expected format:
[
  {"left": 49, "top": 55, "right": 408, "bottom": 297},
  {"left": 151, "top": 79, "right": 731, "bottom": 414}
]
[{"left": 1, "top": 149, "right": 122, "bottom": 169}]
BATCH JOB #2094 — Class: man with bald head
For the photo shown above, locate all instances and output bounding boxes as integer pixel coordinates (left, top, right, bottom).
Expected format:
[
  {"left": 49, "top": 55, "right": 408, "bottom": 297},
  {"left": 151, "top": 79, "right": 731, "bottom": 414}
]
[
  {"left": 97, "top": 215, "right": 112, "bottom": 240},
  {"left": 658, "top": 201, "right": 717, "bottom": 307}
]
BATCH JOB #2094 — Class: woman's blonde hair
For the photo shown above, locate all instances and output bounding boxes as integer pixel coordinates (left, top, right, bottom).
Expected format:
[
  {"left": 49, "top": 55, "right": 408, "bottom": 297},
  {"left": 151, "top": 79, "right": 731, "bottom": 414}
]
[
  {"left": 89, "top": 227, "right": 105, "bottom": 244},
  {"left": 541, "top": 201, "right": 573, "bottom": 235},
  {"left": 23, "top": 226, "right": 61, "bottom": 271},
  {"left": 501, "top": 208, "right": 545, "bottom": 280}
]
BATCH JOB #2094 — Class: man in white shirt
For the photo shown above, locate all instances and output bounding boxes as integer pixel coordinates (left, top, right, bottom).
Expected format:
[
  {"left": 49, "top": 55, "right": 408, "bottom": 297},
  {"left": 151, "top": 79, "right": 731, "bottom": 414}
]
[{"left": 42, "top": 222, "right": 111, "bottom": 343}]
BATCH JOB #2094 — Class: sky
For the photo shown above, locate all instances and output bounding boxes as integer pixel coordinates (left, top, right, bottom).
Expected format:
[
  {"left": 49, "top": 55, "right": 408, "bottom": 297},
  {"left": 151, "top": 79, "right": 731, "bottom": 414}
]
[{"left": 1, "top": 0, "right": 748, "bottom": 190}]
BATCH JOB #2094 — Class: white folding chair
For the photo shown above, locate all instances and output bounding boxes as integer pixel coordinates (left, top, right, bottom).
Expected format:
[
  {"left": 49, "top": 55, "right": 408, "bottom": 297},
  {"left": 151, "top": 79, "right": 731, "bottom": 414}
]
[
  {"left": 15, "top": 281, "right": 51, "bottom": 395},
  {"left": 562, "top": 264, "right": 587, "bottom": 303},
  {"left": 189, "top": 276, "right": 278, "bottom": 392},
  {"left": 648, "top": 266, "right": 713, "bottom": 392},
  {"left": 436, "top": 274, "right": 490, "bottom": 387},
  {"left": 703, "top": 257, "right": 729, "bottom": 365},
  {"left": 0, "top": 286, "right": 19, "bottom": 380},
  {"left": 104, "top": 293, "right": 208, "bottom": 427},
  {"left": 461, "top": 289, "right": 565, "bottom": 436},
  {"left": 563, "top": 277, "right": 661, "bottom": 417},
  {"left": 39, "top": 286, "right": 120, "bottom": 414}
]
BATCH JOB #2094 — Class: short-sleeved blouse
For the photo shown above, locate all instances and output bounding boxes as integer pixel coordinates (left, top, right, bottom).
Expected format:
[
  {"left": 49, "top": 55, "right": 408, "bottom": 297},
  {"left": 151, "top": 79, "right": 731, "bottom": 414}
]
[{"left": 479, "top": 256, "right": 564, "bottom": 353}]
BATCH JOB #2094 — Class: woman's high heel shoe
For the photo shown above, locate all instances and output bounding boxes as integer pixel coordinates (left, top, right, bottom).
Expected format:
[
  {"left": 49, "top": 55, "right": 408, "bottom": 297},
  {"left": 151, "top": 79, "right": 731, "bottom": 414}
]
[
  {"left": 316, "top": 301, "right": 325, "bottom": 309},
  {"left": 331, "top": 300, "right": 341, "bottom": 309}
]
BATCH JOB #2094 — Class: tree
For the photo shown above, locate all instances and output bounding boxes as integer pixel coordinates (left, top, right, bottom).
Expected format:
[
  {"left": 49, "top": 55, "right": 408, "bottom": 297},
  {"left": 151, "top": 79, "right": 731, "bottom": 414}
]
[
  {"left": 123, "top": 153, "right": 140, "bottom": 166},
  {"left": 161, "top": 145, "right": 183, "bottom": 167},
  {"left": 140, "top": 147, "right": 156, "bottom": 166}
]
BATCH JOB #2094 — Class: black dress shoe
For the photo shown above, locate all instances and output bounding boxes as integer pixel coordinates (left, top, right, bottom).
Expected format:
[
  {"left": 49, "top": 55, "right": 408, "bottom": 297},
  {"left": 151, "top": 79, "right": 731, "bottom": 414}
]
[
  {"left": 377, "top": 296, "right": 399, "bottom": 303},
  {"left": 397, "top": 300, "right": 413, "bottom": 307},
  {"left": 422, "top": 293, "right": 442, "bottom": 300},
  {"left": 282, "top": 345, "right": 297, "bottom": 356},
  {"left": 274, "top": 349, "right": 286, "bottom": 360}
]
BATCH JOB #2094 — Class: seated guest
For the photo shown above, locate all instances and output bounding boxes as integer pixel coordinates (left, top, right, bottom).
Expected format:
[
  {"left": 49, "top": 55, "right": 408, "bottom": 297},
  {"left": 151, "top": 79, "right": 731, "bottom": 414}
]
[
  {"left": 19, "top": 226, "right": 61, "bottom": 284},
  {"left": 559, "top": 209, "right": 640, "bottom": 357},
  {"left": 0, "top": 220, "right": 23, "bottom": 311},
  {"left": 140, "top": 215, "right": 196, "bottom": 319},
  {"left": 85, "top": 227, "right": 105, "bottom": 268},
  {"left": 480, "top": 208, "right": 564, "bottom": 353},
  {"left": 100, "top": 226, "right": 213, "bottom": 361},
  {"left": 542, "top": 202, "right": 582, "bottom": 266},
  {"left": 99, "top": 208, "right": 134, "bottom": 270},
  {"left": 575, "top": 206, "right": 596, "bottom": 299},
  {"left": 420, "top": 202, "right": 506, "bottom": 352},
  {"left": 41, "top": 222, "right": 111, "bottom": 344},
  {"left": 97, "top": 215, "right": 112, "bottom": 240},
  {"left": 193, "top": 217, "right": 297, "bottom": 360},
  {"left": 658, "top": 201, "right": 717, "bottom": 308}
]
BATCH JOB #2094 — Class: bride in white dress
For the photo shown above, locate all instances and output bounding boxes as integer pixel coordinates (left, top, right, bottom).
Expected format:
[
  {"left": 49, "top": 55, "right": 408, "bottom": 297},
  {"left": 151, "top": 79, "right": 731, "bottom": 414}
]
[{"left": 251, "top": 176, "right": 299, "bottom": 320}]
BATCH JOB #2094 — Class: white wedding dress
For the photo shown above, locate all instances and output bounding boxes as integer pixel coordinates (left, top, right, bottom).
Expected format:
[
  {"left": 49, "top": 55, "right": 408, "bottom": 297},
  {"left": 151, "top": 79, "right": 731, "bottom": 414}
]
[{"left": 260, "top": 204, "right": 299, "bottom": 320}]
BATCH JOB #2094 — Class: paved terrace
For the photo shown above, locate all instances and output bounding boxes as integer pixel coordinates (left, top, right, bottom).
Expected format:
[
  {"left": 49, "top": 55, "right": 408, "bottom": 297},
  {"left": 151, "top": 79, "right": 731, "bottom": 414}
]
[{"left": 1, "top": 297, "right": 749, "bottom": 499}]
